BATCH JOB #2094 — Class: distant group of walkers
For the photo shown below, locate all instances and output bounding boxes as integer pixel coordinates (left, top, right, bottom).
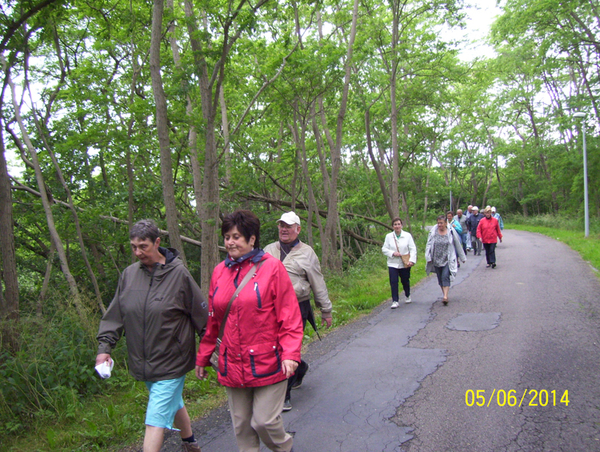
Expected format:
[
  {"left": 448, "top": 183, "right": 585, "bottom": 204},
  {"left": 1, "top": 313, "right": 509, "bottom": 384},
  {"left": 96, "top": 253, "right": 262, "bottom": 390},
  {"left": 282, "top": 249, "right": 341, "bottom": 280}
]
[
  {"left": 96, "top": 211, "right": 332, "bottom": 452},
  {"left": 94, "top": 206, "right": 503, "bottom": 452},
  {"left": 383, "top": 206, "right": 503, "bottom": 307}
]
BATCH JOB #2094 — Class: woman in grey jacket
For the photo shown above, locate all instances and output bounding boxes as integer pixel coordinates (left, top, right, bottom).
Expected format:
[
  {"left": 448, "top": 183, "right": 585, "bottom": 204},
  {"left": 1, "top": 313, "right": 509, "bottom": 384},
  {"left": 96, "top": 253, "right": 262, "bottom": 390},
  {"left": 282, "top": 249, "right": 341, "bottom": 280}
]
[
  {"left": 425, "top": 215, "right": 467, "bottom": 305},
  {"left": 382, "top": 217, "right": 417, "bottom": 308}
]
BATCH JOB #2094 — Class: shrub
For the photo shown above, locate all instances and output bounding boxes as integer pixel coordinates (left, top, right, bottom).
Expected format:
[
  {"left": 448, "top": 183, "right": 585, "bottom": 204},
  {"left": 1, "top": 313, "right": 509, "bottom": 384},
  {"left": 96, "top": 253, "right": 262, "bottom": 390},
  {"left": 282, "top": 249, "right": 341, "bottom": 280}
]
[{"left": 0, "top": 311, "right": 128, "bottom": 436}]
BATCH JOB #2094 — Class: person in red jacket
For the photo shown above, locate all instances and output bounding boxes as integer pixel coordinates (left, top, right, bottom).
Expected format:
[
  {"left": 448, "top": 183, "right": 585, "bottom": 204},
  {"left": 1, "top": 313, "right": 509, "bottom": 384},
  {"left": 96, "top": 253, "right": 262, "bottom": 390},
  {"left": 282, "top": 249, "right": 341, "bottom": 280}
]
[
  {"left": 476, "top": 207, "right": 503, "bottom": 268},
  {"left": 196, "top": 210, "right": 303, "bottom": 452}
]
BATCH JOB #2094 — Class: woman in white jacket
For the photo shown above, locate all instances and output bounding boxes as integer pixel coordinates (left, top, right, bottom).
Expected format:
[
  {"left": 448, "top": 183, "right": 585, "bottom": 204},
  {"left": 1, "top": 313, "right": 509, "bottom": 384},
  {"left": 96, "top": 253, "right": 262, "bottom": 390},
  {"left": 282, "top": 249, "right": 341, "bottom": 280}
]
[{"left": 382, "top": 217, "right": 417, "bottom": 309}]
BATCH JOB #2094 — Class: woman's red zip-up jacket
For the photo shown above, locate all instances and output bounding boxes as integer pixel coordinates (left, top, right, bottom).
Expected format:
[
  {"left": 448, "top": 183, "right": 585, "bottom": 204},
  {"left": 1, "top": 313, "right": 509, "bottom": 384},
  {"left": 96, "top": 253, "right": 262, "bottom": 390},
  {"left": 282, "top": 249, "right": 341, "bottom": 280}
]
[
  {"left": 476, "top": 216, "right": 503, "bottom": 244},
  {"left": 196, "top": 252, "right": 303, "bottom": 388}
]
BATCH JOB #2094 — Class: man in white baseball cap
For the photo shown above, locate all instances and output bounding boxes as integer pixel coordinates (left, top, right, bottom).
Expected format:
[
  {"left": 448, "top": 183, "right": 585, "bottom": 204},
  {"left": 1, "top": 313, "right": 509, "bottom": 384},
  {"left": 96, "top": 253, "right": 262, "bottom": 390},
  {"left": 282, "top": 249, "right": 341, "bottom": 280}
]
[{"left": 264, "top": 211, "right": 333, "bottom": 412}]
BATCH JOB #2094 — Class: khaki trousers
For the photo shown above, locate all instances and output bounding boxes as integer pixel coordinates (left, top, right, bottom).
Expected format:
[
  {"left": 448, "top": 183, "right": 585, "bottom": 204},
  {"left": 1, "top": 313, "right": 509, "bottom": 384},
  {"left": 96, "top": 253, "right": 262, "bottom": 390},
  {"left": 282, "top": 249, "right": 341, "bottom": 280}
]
[{"left": 226, "top": 380, "right": 293, "bottom": 452}]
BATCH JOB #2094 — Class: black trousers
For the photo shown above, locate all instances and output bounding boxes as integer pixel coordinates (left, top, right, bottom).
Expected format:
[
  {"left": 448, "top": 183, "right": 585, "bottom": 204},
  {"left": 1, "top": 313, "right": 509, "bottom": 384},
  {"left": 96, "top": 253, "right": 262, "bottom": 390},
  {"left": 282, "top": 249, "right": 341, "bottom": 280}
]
[
  {"left": 483, "top": 242, "right": 497, "bottom": 264},
  {"left": 388, "top": 266, "right": 411, "bottom": 301},
  {"left": 286, "top": 300, "right": 310, "bottom": 401}
]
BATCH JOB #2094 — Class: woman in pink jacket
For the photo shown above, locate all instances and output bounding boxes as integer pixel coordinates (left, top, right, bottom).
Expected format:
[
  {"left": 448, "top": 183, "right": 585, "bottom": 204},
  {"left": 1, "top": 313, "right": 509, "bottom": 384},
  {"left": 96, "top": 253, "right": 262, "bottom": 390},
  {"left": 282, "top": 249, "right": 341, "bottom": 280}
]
[
  {"left": 196, "top": 210, "right": 303, "bottom": 452},
  {"left": 476, "top": 207, "right": 503, "bottom": 268}
]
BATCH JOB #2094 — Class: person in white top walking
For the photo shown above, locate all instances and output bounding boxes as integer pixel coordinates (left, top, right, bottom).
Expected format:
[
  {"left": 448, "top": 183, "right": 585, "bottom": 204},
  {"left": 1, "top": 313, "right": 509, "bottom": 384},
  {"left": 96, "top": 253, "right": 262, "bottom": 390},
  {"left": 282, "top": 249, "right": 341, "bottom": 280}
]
[{"left": 381, "top": 217, "right": 417, "bottom": 309}]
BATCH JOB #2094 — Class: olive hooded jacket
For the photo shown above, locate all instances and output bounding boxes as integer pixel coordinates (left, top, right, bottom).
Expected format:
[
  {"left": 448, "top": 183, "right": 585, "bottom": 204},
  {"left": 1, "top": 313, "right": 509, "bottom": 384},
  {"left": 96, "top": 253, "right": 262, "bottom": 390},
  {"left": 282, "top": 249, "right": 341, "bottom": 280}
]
[{"left": 97, "top": 247, "right": 208, "bottom": 382}]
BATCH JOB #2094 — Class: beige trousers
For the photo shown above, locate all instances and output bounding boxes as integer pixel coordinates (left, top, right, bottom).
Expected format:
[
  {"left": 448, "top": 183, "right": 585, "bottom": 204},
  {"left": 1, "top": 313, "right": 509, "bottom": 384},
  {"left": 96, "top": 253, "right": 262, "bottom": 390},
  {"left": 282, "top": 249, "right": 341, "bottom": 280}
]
[{"left": 226, "top": 380, "right": 293, "bottom": 452}]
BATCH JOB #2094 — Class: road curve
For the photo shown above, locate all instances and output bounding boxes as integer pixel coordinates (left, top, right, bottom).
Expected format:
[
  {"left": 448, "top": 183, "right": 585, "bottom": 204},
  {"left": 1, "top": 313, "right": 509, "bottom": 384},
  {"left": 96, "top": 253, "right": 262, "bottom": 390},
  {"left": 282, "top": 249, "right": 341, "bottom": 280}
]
[{"left": 155, "top": 229, "right": 600, "bottom": 452}]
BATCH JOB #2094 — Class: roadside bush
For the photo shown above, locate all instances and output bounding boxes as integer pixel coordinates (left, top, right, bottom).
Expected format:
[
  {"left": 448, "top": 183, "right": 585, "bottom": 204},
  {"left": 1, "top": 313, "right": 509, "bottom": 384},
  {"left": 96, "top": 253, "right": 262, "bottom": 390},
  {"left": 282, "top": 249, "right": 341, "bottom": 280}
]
[{"left": 0, "top": 310, "right": 128, "bottom": 436}]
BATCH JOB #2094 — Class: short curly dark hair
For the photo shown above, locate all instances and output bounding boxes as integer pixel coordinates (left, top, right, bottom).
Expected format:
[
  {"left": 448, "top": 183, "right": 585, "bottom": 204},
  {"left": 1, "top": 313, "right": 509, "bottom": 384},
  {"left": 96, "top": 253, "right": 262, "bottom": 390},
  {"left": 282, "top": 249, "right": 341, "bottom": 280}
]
[{"left": 221, "top": 210, "right": 260, "bottom": 249}]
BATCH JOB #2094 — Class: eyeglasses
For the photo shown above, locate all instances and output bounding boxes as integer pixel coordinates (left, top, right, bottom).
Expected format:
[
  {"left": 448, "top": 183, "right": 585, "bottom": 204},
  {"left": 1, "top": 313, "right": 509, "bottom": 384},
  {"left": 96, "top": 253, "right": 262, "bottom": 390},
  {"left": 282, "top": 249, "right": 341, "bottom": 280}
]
[{"left": 278, "top": 223, "right": 296, "bottom": 230}]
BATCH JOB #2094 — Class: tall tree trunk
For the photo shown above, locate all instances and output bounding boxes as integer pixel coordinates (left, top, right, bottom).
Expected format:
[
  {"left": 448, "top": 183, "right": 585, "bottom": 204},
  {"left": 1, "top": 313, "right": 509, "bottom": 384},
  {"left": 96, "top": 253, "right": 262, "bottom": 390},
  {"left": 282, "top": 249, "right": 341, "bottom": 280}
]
[
  {"left": 220, "top": 86, "right": 232, "bottom": 184},
  {"left": 389, "top": 0, "right": 400, "bottom": 219},
  {"left": 150, "top": 0, "right": 186, "bottom": 264},
  {"left": 38, "top": 240, "right": 56, "bottom": 317},
  {"left": 27, "top": 85, "right": 106, "bottom": 314},
  {"left": 6, "top": 68, "right": 83, "bottom": 315},
  {"left": 0, "top": 120, "right": 19, "bottom": 322},
  {"left": 321, "top": 0, "right": 359, "bottom": 272},
  {"left": 181, "top": 0, "right": 273, "bottom": 292},
  {"left": 126, "top": 148, "right": 136, "bottom": 264},
  {"left": 365, "top": 106, "right": 393, "bottom": 218},
  {"left": 180, "top": 0, "right": 220, "bottom": 293},
  {"left": 167, "top": 0, "right": 204, "bottom": 242},
  {"left": 422, "top": 150, "right": 434, "bottom": 229},
  {"left": 289, "top": 107, "right": 324, "bottom": 241}
]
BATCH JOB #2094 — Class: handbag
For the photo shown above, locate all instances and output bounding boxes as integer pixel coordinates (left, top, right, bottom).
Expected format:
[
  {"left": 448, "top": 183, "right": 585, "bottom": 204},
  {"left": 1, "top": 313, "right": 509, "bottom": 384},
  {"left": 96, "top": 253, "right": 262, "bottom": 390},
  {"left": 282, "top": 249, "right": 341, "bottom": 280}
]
[
  {"left": 210, "top": 261, "right": 263, "bottom": 369},
  {"left": 400, "top": 254, "right": 411, "bottom": 267},
  {"left": 393, "top": 234, "right": 411, "bottom": 267}
]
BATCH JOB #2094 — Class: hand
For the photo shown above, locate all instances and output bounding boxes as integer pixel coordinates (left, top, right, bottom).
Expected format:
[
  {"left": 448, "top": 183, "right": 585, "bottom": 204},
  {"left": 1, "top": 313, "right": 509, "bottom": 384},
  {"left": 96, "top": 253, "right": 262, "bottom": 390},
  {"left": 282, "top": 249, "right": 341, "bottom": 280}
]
[
  {"left": 322, "top": 315, "right": 332, "bottom": 328},
  {"left": 407, "top": 261, "right": 415, "bottom": 267},
  {"left": 392, "top": 252, "right": 401, "bottom": 257},
  {"left": 282, "top": 360, "right": 299, "bottom": 378},
  {"left": 500, "top": 238, "right": 503, "bottom": 243},
  {"left": 196, "top": 365, "right": 209, "bottom": 380},
  {"left": 96, "top": 353, "right": 112, "bottom": 367}
]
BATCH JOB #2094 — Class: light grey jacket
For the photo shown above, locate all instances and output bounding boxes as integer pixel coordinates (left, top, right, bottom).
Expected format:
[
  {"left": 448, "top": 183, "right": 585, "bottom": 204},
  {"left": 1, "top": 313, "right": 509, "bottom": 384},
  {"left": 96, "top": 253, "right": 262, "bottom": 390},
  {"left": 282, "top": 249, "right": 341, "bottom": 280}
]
[
  {"left": 264, "top": 241, "right": 332, "bottom": 316},
  {"left": 425, "top": 226, "right": 466, "bottom": 284}
]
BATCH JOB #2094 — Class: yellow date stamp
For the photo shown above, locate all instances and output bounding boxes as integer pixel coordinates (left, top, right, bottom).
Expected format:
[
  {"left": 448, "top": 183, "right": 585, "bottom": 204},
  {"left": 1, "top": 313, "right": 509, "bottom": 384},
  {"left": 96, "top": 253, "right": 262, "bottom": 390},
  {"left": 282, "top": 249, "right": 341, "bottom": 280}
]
[{"left": 465, "top": 389, "right": 569, "bottom": 407}]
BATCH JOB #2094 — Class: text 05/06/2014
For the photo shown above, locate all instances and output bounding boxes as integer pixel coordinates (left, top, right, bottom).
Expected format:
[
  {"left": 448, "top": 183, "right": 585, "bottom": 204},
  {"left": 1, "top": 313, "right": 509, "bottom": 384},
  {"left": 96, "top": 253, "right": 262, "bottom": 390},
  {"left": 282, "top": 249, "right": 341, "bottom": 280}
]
[{"left": 465, "top": 389, "right": 569, "bottom": 407}]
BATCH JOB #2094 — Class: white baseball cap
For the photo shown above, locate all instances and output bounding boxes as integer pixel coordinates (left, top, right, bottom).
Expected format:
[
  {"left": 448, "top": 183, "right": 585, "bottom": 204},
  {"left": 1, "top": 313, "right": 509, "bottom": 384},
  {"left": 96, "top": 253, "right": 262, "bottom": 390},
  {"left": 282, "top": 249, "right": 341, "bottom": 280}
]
[
  {"left": 277, "top": 212, "right": 301, "bottom": 226},
  {"left": 472, "top": 206, "right": 479, "bottom": 211}
]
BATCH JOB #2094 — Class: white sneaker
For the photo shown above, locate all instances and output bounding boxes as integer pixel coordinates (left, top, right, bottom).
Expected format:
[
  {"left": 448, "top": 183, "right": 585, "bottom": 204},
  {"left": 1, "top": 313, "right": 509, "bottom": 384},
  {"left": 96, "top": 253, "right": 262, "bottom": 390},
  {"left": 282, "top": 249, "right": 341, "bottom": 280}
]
[
  {"left": 405, "top": 296, "right": 412, "bottom": 304},
  {"left": 391, "top": 301, "right": 399, "bottom": 309}
]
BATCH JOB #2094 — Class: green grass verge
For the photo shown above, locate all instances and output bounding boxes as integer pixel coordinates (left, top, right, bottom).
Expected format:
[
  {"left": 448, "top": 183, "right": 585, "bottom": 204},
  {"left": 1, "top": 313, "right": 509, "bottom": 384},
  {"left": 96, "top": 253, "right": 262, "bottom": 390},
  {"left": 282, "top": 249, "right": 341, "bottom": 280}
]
[{"left": 506, "top": 223, "right": 600, "bottom": 276}]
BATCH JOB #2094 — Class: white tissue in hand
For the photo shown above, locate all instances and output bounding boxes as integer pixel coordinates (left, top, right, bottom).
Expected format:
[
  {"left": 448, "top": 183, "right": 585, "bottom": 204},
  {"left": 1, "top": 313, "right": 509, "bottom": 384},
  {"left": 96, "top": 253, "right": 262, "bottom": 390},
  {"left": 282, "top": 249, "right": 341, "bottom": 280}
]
[{"left": 95, "top": 360, "right": 114, "bottom": 379}]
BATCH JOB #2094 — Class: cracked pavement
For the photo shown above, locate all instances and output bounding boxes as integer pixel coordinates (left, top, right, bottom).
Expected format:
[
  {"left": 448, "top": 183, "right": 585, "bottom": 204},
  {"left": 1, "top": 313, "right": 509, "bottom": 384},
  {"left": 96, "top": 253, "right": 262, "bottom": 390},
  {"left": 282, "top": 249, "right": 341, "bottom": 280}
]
[{"left": 153, "top": 229, "right": 600, "bottom": 451}]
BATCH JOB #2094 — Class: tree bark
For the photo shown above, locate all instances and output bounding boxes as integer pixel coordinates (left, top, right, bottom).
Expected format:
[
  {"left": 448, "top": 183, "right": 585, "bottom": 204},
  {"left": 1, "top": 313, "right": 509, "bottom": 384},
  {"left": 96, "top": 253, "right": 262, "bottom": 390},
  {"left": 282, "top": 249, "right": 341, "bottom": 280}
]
[
  {"left": 150, "top": 0, "right": 187, "bottom": 264},
  {"left": 389, "top": 0, "right": 401, "bottom": 219},
  {"left": 365, "top": 105, "right": 393, "bottom": 218},
  {"left": 320, "top": 0, "right": 359, "bottom": 272},
  {"left": 0, "top": 119, "right": 19, "bottom": 322},
  {"left": 27, "top": 82, "right": 106, "bottom": 315},
  {"left": 38, "top": 240, "right": 56, "bottom": 317},
  {"left": 6, "top": 66, "right": 83, "bottom": 315}
]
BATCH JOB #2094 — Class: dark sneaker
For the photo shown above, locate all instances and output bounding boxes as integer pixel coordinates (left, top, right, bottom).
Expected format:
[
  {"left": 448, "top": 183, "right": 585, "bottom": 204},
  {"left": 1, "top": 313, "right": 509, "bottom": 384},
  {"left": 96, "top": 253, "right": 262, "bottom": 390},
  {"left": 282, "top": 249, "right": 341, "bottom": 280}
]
[
  {"left": 283, "top": 399, "right": 292, "bottom": 412},
  {"left": 182, "top": 441, "right": 201, "bottom": 452}
]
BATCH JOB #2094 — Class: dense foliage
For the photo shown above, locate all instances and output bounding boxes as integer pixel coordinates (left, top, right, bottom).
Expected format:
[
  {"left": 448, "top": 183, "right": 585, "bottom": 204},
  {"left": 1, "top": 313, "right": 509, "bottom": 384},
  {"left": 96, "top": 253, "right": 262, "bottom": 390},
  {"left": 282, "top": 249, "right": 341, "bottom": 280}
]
[{"left": 0, "top": 0, "right": 599, "bottom": 446}]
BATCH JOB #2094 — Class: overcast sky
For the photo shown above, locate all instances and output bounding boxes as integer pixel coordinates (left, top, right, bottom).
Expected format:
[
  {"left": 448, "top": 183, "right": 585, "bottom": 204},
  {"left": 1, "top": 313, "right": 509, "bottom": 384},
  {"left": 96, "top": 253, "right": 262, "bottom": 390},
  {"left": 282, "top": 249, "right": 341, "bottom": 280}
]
[{"left": 457, "top": 0, "right": 504, "bottom": 60}]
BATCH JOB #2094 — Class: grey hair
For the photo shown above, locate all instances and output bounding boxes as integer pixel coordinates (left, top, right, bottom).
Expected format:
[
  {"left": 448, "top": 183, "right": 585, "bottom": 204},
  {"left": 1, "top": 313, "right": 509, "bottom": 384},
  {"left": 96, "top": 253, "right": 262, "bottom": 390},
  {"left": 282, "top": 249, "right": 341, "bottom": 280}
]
[{"left": 129, "top": 219, "right": 160, "bottom": 243}]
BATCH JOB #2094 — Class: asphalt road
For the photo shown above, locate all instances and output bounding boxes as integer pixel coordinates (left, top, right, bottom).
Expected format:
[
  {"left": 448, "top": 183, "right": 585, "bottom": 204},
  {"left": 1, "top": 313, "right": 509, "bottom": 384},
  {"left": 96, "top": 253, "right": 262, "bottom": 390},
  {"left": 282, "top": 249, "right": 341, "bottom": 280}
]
[{"left": 154, "top": 229, "right": 600, "bottom": 452}]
